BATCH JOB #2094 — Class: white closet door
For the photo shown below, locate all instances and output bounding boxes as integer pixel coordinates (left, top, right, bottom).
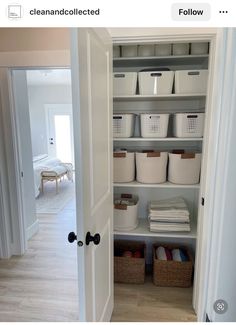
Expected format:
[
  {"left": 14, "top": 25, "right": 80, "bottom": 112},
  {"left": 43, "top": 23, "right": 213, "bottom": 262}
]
[{"left": 70, "top": 28, "right": 113, "bottom": 321}]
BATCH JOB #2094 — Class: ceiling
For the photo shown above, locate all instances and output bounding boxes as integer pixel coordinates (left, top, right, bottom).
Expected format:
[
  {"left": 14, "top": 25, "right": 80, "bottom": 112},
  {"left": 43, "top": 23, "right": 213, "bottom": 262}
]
[{"left": 26, "top": 69, "right": 71, "bottom": 86}]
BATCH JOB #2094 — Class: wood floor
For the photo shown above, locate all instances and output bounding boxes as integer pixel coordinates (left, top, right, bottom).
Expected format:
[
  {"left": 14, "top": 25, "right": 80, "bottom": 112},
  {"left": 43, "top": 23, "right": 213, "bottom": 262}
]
[
  {"left": 0, "top": 199, "right": 196, "bottom": 322},
  {"left": 112, "top": 278, "right": 196, "bottom": 322}
]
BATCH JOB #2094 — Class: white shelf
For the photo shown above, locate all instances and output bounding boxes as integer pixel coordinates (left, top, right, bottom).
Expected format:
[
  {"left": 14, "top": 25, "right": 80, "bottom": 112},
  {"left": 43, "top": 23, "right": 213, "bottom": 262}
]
[
  {"left": 113, "top": 137, "right": 203, "bottom": 142},
  {"left": 113, "top": 181, "right": 200, "bottom": 189},
  {"left": 113, "top": 54, "right": 209, "bottom": 67},
  {"left": 113, "top": 94, "right": 206, "bottom": 101},
  {"left": 114, "top": 218, "right": 197, "bottom": 239}
]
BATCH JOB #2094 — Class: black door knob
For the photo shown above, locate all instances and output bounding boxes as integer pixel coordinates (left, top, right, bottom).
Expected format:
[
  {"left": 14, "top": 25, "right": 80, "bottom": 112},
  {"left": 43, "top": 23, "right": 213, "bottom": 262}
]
[
  {"left": 86, "top": 232, "right": 101, "bottom": 246},
  {"left": 68, "top": 232, "right": 77, "bottom": 243}
]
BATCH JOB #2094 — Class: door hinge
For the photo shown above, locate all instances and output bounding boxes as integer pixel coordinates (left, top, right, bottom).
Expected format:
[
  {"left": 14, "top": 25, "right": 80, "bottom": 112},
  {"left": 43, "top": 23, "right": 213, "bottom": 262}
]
[
  {"left": 21, "top": 171, "right": 24, "bottom": 178},
  {"left": 201, "top": 197, "right": 205, "bottom": 206}
]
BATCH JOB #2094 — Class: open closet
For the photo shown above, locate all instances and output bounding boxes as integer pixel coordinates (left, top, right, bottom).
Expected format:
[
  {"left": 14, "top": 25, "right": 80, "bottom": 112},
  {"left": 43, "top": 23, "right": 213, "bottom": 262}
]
[{"left": 112, "top": 38, "right": 210, "bottom": 318}]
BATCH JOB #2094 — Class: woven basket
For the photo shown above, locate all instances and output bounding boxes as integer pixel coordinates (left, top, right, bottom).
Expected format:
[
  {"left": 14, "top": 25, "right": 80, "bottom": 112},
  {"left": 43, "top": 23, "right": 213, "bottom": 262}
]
[
  {"left": 114, "top": 240, "right": 146, "bottom": 284},
  {"left": 153, "top": 244, "right": 193, "bottom": 287}
]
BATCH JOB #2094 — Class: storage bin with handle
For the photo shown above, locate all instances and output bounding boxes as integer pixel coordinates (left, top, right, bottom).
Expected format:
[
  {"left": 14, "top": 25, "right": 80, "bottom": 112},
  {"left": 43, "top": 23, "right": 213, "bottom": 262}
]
[
  {"left": 113, "top": 114, "right": 135, "bottom": 138},
  {"left": 139, "top": 71, "right": 174, "bottom": 95},
  {"left": 155, "top": 44, "right": 172, "bottom": 56},
  {"left": 174, "top": 70, "right": 208, "bottom": 94},
  {"left": 114, "top": 194, "right": 139, "bottom": 231},
  {"left": 153, "top": 244, "right": 193, "bottom": 287},
  {"left": 168, "top": 152, "right": 202, "bottom": 185},
  {"left": 140, "top": 113, "right": 169, "bottom": 138},
  {"left": 114, "top": 240, "right": 146, "bottom": 284},
  {"left": 138, "top": 45, "right": 155, "bottom": 57},
  {"left": 113, "top": 45, "right": 121, "bottom": 58},
  {"left": 121, "top": 45, "right": 138, "bottom": 57},
  {"left": 136, "top": 151, "right": 168, "bottom": 183},
  {"left": 173, "top": 113, "right": 205, "bottom": 138},
  {"left": 172, "top": 43, "right": 190, "bottom": 55},
  {"left": 113, "top": 151, "right": 135, "bottom": 183},
  {"left": 191, "top": 42, "right": 209, "bottom": 55},
  {"left": 113, "top": 72, "right": 137, "bottom": 96}
]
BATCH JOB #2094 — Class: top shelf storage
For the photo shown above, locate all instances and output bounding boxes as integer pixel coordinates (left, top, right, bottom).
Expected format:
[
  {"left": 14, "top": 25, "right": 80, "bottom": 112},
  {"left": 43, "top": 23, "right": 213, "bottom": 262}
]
[{"left": 113, "top": 55, "right": 209, "bottom": 69}]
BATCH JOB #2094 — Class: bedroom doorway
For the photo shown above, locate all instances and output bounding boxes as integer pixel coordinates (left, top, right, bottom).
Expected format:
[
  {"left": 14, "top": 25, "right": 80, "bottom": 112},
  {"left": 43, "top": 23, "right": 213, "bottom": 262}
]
[
  {"left": 11, "top": 68, "right": 76, "bottom": 234},
  {"left": 6, "top": 67, "right": 79, "bottom": 320}
]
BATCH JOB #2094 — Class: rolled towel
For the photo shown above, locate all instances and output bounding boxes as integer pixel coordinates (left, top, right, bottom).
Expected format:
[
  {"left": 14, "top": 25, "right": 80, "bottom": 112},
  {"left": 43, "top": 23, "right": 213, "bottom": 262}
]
[
  {"left": 156, "top": 246, "right": 172, "bottom": 260},
  {"left": 172, "top": 248, "right": 189, "bottom": 262}
]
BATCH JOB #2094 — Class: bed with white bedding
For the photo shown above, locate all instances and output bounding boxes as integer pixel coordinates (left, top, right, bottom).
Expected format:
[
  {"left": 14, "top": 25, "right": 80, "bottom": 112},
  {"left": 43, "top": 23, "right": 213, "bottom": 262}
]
[{"left": 33, "top": 154, "right": 73, "bottom": 197}]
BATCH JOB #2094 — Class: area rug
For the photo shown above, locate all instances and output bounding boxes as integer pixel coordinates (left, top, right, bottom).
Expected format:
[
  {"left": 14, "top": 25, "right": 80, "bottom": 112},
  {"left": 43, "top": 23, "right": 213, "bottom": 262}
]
[{"left": 36, "top": 179, "right": 75, "bottom": 214}]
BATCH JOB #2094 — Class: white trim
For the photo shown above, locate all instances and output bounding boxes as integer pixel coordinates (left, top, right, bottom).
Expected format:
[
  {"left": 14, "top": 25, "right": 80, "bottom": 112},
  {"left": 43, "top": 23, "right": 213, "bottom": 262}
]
[
  {"left": 0, "top": 174, "right": 11, "bottom": 258},
  {"left": 112, "top": 33, "right": 216, "bottom": 44},
  {"left": 192, "top": 29, "right": 227, "bottom": 321},
  {"left": 0, "top": 68, "right": 26, "bottom": 256},
  {"left": 26, "top": 220, "right": 39, "bottom": 241},
  {"left": 205, "top": 28, "right": 236, "bottom": 322}
]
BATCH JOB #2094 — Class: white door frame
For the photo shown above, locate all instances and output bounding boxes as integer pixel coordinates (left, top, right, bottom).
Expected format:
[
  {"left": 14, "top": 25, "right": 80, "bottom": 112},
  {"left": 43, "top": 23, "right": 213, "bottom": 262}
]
[
  {"left": 0, "top": 49, "right": 70, "bottom": 258},
  {"left": 112, "top": 29, "right": 225, "bottom": 321},
  {"left": 0, "top": 28, "right": 231, "bottom": 322}
]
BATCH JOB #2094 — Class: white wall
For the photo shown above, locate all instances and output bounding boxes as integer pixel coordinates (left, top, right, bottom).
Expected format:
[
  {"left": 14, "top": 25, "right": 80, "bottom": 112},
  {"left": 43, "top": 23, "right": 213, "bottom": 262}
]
[{"left": 27, "top": 84, "right": 72, "bottom": 156}]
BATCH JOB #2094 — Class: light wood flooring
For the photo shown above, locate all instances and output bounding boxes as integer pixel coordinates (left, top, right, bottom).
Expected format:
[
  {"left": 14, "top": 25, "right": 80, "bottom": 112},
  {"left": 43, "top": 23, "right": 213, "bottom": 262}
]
[{"left": 0, "top": 199, "right": 196, "bottom": 322}]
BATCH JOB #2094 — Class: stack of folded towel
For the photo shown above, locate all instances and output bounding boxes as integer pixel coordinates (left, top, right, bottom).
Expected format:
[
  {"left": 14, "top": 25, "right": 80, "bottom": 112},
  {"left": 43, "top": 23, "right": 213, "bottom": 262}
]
[
  {"left": 156, "top": 246, "right": 189, "bottom": 261},
  {"left": 148, "top": 197, "right": 191, "bottom": 232}
]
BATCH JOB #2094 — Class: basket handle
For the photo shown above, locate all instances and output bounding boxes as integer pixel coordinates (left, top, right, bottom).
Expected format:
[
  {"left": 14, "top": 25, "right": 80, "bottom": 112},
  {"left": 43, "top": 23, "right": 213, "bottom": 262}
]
[
  {"left": 113, "top": 152, "right": 126, "bottom": 158},
  {"left": 187, "top": 115, "right": 198, "bottom": 118},
  {"left": 150, "top": 73, "right": 162, "bottom": 77},
  {"left": 172, "top": 149, "right": 185, "bottom": 154},
  {"left": 147, "top": 152, "right": 161, "bottom": 157},
  {"left": 114, "top": 204, "right": 128, "bottom": 210},
  {"left": 114, "top": 73, "right": 125, "bottom": 78},
  {"left": 187, "top": 71, "right": 200, "bottom": 76},
  {"left": 181, "top": 153, "right": 196, "bottom": 159}
]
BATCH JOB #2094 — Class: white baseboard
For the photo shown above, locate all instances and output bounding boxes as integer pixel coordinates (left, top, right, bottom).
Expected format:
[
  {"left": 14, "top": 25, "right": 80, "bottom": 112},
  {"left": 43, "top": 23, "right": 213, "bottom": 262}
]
[{"left": 26, "top": 219, "right": 39, "bottom": 240}]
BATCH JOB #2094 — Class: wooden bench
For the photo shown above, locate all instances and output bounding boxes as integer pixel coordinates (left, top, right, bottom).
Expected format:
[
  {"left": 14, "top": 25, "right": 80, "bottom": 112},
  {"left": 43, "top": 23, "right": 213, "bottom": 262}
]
[{"left": 40, "top": 163, "right": 73, "bottom": 194}]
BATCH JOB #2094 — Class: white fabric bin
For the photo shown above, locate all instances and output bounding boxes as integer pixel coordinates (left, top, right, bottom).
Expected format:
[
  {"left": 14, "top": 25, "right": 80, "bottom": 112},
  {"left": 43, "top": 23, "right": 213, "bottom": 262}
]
[
  {"left": 140, "top": 114, "right": 169, "bottom": 138},
  {"left": 113, "top": 46, "right": 121, "bottom": 58},
  {"left": 136, "top": 152, "right": 168, "bottom": 184},
  {"left": 113, "top": 114, "right": 135, "bottom": 138},
  {"left": 168, "top": 153, "right": 202, "bottom": 185},
  {"left": 114, "top": 194, "right": 139, "bottom": 231},
  {"left": 121, "top": 45, "right": 138, "bottom": 57},
  {"left": 173, "top": 113, "right": 205, "bottom": 138},
  {"left": 173, "top": 43, "right": 190, "bottom": 55},
  {"left": 175, "top": 70, "right": 208, "bottom": 94},
  {"left": 191, "top": 42, "right": 209, "bottom": 55},
  {"left": 138, "top": 45, "right": 155, "bottom": 57},
  {"left": 155, "top": 44, "right": 172, "bottom": 56},
  {"left": 139, "top": 71, "right": 174, "bottom": 95},
  {"left": 113, "top": 72, "right": 137, "bottom": 96},
  {"left": 114, "top": 152, "right": 135, "bottom": 183}
]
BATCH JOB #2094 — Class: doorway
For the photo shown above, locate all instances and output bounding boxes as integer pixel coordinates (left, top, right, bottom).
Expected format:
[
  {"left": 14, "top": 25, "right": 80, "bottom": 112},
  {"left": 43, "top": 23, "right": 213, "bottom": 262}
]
[
  {"left": 46, "top": 104, "right": 74, "bottom": 165},
  {"left": 0, "top": 68, "right": 79, "bottom": 321}
]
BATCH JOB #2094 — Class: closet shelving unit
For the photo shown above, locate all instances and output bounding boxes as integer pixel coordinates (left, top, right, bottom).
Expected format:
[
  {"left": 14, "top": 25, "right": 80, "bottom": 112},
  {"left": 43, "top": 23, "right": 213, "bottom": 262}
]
[{"left": 113, "top": 46, "right": 208, "bottom": 250}]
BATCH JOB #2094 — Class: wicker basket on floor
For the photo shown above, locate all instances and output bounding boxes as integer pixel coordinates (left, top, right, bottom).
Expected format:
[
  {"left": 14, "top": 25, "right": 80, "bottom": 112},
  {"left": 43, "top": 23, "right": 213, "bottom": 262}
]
[
  {"left": 153, "top": 244, "right": 193, "bottom": 287},
  {"left": 114, "top": 240, "right": 146, "bottom": 284}
]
